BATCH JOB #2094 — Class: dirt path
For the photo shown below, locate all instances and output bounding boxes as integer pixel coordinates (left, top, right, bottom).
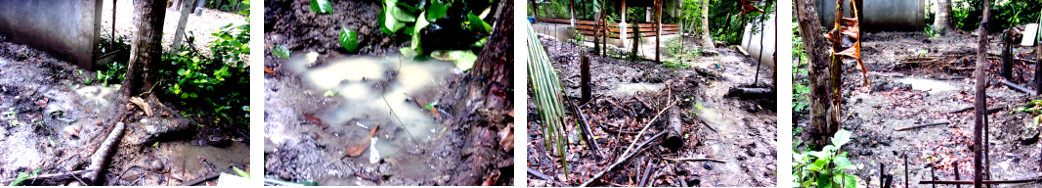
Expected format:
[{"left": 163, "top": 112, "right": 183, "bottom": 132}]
[
  {"left": 527, "top": 35, "right": 776, "bottom": 187},
  {"left": 795, "top": 31, "right": 1042, "bottom": 187},
  {"left": 0, "top": 37, "right": 248, "bottom": 186}
]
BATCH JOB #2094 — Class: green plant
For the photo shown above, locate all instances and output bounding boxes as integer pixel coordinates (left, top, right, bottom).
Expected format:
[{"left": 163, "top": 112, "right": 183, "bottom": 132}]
[
  {"left": 793, "top": 130, "right": 857, "bottom": 188},
  {"left": 8, "top": 169, "right": 40, "bottom": 186},
  {"left": 571, "top": 30, "right": 587, "bottom": 45},
  {"left": 527, "top": 22, "right": 572, "bottom": 179},
  {"left": 271, "top": 45, "right": 290, "bottom": 58},
  {"left": 157, "top": 19, "right": 250, "bottom": 127},
  {"left": 309, "top": 0, "right": 333, "bottom": 14},
  {"left": 382, "top": 0, "right": 493, "bottom": 71},
  {"left": 339, "top": 27, "right": 359, "bottom": 52},
  {"left": 1016, "top": 100, "right": 1042, "bottom": 126}
]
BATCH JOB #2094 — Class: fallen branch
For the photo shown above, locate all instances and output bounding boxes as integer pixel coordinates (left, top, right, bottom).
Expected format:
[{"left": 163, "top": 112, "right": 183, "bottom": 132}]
[
  {"left": 618, "top": 99, "right": 677, "bottom": 158},
  {"left": 638, "top": 159, "right": 657, "bottom": 187},
  {"left": 1000, "top": 79, "right": 1038, "bottom": 95},
  {"left": 568, "top": 99, "right": 600, "bottom": 151},
  {"left": 662, "top": 157, "right": 727, "bottom": 163},
  {"left": 84, "top": 122, "right": 125, "bottom": 185},
  {"left": 179, "top": 169, "right": 228, "bottom": 186},
  {"left": 895, "top": 121, "right": 950, "bottom": 131},
  {"left": 579, "top": 131, "right": 667, "bottom": 187},
  {"left": 1, "top": 170, "right": 88, "bottom": 185},
  {"left": 526, "top": 167, "right": 557, "bottom": 183},
  {"left": 948, "top": 106, "right": 1005, "bottom": 114}
]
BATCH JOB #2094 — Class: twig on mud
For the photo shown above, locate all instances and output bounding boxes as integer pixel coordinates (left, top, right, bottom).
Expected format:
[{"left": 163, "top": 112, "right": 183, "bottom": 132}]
[
  {"left": 567, "top": 98, "right": 600, "bottom": 151},
  {"left": 85, "top": 122, "right": 126, "bottom": 185},
  {"left": 527, "top": 167, "right": 559, "bottom": 184},
  {"left": 1000, "top": 79, "right": 1038, "bottom": 95},
  {"left": 179, "top": 168, "right": 228, "bottom": 186},
  {"left": 662, "top": 157, "right": 727, "bottom": 163},
  {"left": 1, "top": 170, "right": 88, "bottom": 185},
  {"left": 579, "top": 131, "right": 667, "bottom": 187},
  {"left": 619, "top": 99, "right": 678, "bottom": 158},
  {"left": 896, "top": 121, "right": 950, "bottom": 131}
]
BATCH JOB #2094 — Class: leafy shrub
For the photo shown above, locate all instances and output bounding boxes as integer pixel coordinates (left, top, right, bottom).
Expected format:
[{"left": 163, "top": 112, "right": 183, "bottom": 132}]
[
  {"left": 157, "top": 21, "right": 250, "bottom": 127},
  {"left": 949, "top": 0, "right": 1041, "bottom": 32},
  {"left": 381, "top": 0, "right": 494, "bottom": 71},
  {"left": 793, "top": 130, "right": 857, "bottom": 188}
]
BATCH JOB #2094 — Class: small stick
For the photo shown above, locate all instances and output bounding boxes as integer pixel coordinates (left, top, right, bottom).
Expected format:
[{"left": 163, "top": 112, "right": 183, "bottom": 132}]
[
  {"left": 579, "top": 131, "right": 667, "bottom": 187},
  {"left": 662, "top": 157, "right": 726, "bottom": 163},
  {"left": 895, "top": 121, "right": 949, "bottom": 131}
]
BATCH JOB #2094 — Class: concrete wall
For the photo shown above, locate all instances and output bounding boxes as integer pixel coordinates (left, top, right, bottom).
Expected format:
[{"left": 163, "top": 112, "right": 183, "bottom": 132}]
[
  {"left": 0, "top": 0, "right": 101, "bottom": 69},
  {"left": 816, "top": 0, "right": 925, "bottom": 31},
  {"left": 741, "top": 15, "right": 776, "bottom": 71}
]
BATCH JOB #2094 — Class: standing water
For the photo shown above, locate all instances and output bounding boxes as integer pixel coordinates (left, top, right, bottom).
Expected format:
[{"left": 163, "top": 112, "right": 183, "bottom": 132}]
[{"left": 287, "top": 55, "right": 459, "bottom": 183}]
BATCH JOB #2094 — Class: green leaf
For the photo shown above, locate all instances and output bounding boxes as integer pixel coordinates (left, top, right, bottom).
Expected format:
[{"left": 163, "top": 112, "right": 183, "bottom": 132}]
[
  {"left": 817, "top": 173, "right": 832, "bottom": 188},
  {"left": 424, "top": 100, "right": 439, "bottom": 110},
  {"left": 831, "top": 129, "right": 852, "bottom": 148},
  {"left": 430, "top": 50, "right": 477, "bottom": 71},
  {"left": 232, "top": 166, "right": 251, "bottom": 178},
  {"left": 309, "top": 0, "right": 334, "bottom": 14},
  {"left": 381, "top": 2, "right": 407, "bottom": 34},
  {"left": 339, "top": 27, "right": 359, "bottom": 52},
  {"left": 390, "top": 6, "right": 417, "bottom": 22},
  {"left": 843, "top": 173, "right": 857, "bottom": 188},
  {"left": 467, "top": 13, "right": 491, "bottom": 33},
  {"left": 834, "top": 156, "right": 855, "bottom": 170},
  {"left": 426, "top": 0, "right": 449, "bottom": 21}
]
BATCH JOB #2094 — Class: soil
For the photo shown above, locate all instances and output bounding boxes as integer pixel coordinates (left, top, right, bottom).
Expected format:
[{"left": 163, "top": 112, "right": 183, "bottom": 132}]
[
  {"left": 527, "top": 35, "right": 777, "bottom": 187},
  {"left": 262, "top": 0, "right": 513, "bottom": 186},
  {"left": 794, "top": 31, "right": 1042, "bottom": 187},
  {"left": 0, "top": 39, "right": 249, "bottom": 185}
]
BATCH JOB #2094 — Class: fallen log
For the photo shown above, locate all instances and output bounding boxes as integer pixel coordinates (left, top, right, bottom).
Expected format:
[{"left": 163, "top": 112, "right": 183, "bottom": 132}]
[
  {"left": 725, "top": 87, "right": 775, "bottom": 100},
  {"left": 896, "top": 121, "right": 950, "bottom": 131},
  {"left": 663, "top": 106, "right": 686, "bottom": 153},
  {"left": 85, "top": 122, "right": 126, "bottom": 185},
  {"left": 568, "top": 99, "right": 600, "bottom": 151}
]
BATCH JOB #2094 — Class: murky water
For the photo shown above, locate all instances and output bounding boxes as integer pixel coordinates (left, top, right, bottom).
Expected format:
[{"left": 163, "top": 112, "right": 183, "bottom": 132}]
[
  {"left": 287, "top": 55, "right": 458, "bottom": 184},
  {"left": 895, "top": 77, "right": 956, "bottom": 94}
]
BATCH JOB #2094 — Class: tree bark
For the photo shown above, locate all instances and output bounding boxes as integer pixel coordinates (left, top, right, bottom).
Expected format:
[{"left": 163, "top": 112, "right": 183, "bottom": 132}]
[
  {"left": 699, "top": 0, "right": 713, "bottom": 48},
  {"left": 933, "top": 0, "right": 954, "bottom": 35},
  {"left": 122, "top": 0, "right": 166, "bottom": 99},
  {"left": 795, "top": 0, "right": 836, "bottom": 147},
  {"left": 172, "top": 0, "right": 197, "bottom": 51},
  {"left": 448, "top": 0, "right": 513, "bottom": 185},
  {"left": 973, "top": 0, "right": 991, "bottom": 187}
]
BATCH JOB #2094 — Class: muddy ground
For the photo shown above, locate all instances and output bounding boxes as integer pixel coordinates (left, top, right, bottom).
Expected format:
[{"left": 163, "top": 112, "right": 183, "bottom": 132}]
[
  {"left": 794, "top": 31, "right": 1042, "bottom": 187},
  {"left": 527, "top": 35, "right": 777, "bottom": 187},
  {"left": 0, "top": 39, "right": 248, "bottom": 185},
  {"left": 263, "top": 0, "right": 512, "bottom": 186}
]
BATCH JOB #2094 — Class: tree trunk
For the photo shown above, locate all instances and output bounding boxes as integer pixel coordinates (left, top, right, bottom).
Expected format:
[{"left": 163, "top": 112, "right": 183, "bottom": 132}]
[
  {"left": 122, "top": 0, "right": 166, "bottom": 99},
  {"left": 699, "top": 0, "right": 713, "bottom": 48},
  {"left": 973, "top": 0, "right": 991, "bottom": 187},
  {"left": 447, "top": 0, "right": 513, "bottom": 185},
  {"left": 172, "top": 0, "right": 197, "bottom": 51},
  {"left": 795, "top": 0, "right": 836, "bottom": 147},
  {"left": 933, "top": 0, "right": 954, "bottom": 35},
  {"left": 655, "top": 0, "right": 661, "bottom": 64}
]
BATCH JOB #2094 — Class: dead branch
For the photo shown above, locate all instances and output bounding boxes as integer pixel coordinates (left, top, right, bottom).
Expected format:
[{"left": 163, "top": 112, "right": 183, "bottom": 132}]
[
  {"left": 527, "top": 167, "right": 559, "bottom": 184},
  {"left": 619, "top": 99, "right": 678, "bottom": 158},
  {"left": 568, "top": 99, "right": 600, "bottom": 151},
  {"left": 1001, "top": 79, "right": 1038, "bottom": 95},
  {"left": 895, "top": 121, "right": 950, "bottom": 131},
  {"left": 1, "top": 170, "right": 88, "bottom": 185},
  {"left": 579, "top": 131, "right": 667, "bottom": 187},
  {"left": 85, "top": 122, "right": 126, "bottom": 185},
  {"left": 663, "top": 157, "right": 727, "bottom": 163},
  {"left": 948, "top": 106, "right": 1005, "bottom": 114}
]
